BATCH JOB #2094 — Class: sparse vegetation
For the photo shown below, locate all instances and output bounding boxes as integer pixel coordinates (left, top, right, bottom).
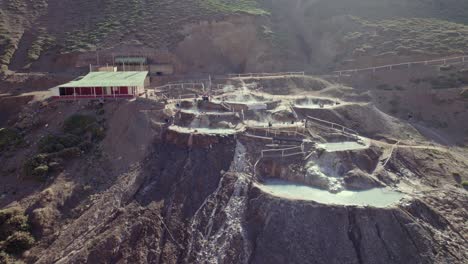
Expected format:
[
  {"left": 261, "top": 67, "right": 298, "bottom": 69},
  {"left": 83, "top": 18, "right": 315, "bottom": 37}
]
[
  {"left": 346, "top": 17, "right": 468, "bottom": 57},
  {"left": 3, "top": 231, "right": 34, "bottom": 255},
  {"left": 23, "top": 114, "right": 105, "bottom": 180},
  {"left": 63, "top": 114, "right": 105, "bottom": 140},
  {"left": 0, "top": 128, "right": 22, "bottom": 152},
  {"left": 58, "top": 0, "right": 268, "bottom": 53},
  {"left": 23, "top": 154, "right": 50, "bottom": 180},
  {"left": 462, "top": 181, "right": 468, "bottom": 190},
  {"left": 0, "top": 251, "right": 14, "bottom": 263},
  {"left": 38, "top": 134, "right": 80, "bottom": 153},
  {"left": 201, "top": 0, "right": 268, "bottom": 15},
  {"left": 413, "top": 69, "right": 468, "bottom": 89},
  {"left": 27, "top": 28, "right": 55, "bottom": 61},
  {"left": 0, "top": 208, "right": 34, "bottom": 259}
]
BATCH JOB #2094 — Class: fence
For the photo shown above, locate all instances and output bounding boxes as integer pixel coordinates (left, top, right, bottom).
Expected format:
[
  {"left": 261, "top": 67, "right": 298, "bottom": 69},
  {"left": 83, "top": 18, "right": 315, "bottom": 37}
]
[
  {"left": 334, "top": 55, "right": 467, "bottom": 76},
  {"left": 151, "top": 92, "right": 199, "bottom": 101},
  {"left": 228, "top": 72, "right": 305, "bottom": 78},
  {"left": 261, "top": 145, "right": 305, "bottom": 158},
  {"left": 248, "top": 126, "right": 309, "bottom": 139},
  {"left": 220, "top": 102, "right": 234, "bottom": 112},
  {"left": 152, "top": 82, "right": 205, "bottom": 91},
  {"left": 306, "top": 116, "right": 359, "bottom": 139}
]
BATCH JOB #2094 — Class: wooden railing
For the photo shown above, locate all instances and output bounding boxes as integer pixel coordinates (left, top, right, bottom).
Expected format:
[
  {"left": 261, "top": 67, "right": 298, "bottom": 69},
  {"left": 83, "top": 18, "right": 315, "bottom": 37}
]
[
  {"left": 261, "top": 145, "right": 305, "bottom": 158},
  {"left": 334, "top": 55, "right": 467, "bottom": 76},
  {"left": 152, "top": 82, "right": 205, "bottom": 91},
  {"left": 248, "top": 126, "right": 309, "bottom": 139},
  {"left": 228, "top": 72, "right": 305, "bottom": 78},
  {"left": 306, "top": 116, "right": 359, "bottom": 139}
]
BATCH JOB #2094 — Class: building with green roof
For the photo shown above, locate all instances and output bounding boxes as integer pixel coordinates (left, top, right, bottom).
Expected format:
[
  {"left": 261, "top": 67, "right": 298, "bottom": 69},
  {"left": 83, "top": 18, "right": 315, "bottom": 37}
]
[{"left": 51, "top": 71, "right": 148, "bottom": 99}]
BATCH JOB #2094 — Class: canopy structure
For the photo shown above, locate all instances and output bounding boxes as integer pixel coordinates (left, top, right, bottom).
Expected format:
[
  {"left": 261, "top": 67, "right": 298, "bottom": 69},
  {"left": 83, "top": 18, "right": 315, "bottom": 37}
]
[
  {"left": 115, "top": 56, "right": 147, "bottom": 65},
  {"left": 51, "top": 71, "right": 148, "bottom": 99},
  {"left": 59, "top": 71, "right": 148, "bottom": 88}
]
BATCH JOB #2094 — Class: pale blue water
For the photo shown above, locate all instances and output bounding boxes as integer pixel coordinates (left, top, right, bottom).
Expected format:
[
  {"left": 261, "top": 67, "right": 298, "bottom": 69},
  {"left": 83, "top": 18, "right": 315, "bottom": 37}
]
[
  {"left": 258, "top": 179, "right": 405, "bottom": 207},
  {"left": 169, "top": 125, "right": 238, "bottom": 135},
  {"left": 318, "top": 141, "right": 369, "bottom": 152}
]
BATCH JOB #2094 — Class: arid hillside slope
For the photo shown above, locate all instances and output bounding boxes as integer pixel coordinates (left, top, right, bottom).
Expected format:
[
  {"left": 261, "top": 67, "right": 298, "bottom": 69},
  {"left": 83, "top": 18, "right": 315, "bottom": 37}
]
[{"left": 1, "top": 0, "right": 468, "bottom": 74}]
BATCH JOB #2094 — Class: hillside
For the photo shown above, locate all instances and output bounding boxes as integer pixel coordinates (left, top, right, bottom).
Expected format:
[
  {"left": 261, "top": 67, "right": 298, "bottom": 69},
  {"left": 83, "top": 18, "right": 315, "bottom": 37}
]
[
  {"left": 0, "top": 1, "right": 467, "bottom": 264},
  {"left": 0, "top": 75, "right": 467, "bottom": 263},
  {"left": 1, "top": 0, "right": 468, "bottom": 74}
]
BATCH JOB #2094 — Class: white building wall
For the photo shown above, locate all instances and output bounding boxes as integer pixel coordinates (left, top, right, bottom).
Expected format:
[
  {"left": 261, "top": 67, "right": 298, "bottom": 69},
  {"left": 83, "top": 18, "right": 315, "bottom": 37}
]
[{"left": 49, "top": 87, "right": 60, "bottom": 96}]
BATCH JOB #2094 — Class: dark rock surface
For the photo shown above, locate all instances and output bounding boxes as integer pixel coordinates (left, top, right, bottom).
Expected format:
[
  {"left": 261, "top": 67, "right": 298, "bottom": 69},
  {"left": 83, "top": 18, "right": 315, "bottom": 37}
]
[{"left": 247, "top": 186, "right": 466, "bottom": 264}]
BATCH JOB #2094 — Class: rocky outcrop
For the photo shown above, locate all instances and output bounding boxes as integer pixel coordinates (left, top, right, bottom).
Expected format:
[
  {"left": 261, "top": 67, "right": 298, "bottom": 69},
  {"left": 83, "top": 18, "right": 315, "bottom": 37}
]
[
  {"left": 247, "top": 186, "right": 465, "bottom": 263},
  {"left": 344, "top": 169, "right": 383, "bottom": 190}
]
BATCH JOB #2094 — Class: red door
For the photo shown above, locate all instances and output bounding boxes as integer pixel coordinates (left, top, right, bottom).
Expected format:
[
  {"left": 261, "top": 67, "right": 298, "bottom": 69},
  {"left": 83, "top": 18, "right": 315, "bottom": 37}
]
[
  {"left": 119, "top": 87, "right": 128, "bottom": 95},
  {"left": 95, "top": 87, "right": 103, "bottom": 95},
  {"left": 81, "top": 87, "right": 92, "bottom": 95}
]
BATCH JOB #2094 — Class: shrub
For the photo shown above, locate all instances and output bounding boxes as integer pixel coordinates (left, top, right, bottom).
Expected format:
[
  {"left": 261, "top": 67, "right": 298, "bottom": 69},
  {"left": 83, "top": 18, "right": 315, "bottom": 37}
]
[
  {"left": 63, "top": 115, "right": 106, "bottom": 141},
  {"left": 0, "top": 215, "right": 29, "bottom": 241},
  {"left": 32, "top": 165, "right": 49, "bottom": 177},
  {"left": 0, "top": 128, "right": 22, "bottom": 152},
  {"left": 394, "top": 85, "right": 405, "bottom": 91},
  {"left": 52, "top": 147, "right": 81, "bottom": 159},
  {"left": 0, "top": 65, "right": 8, "bottom": 73},
  {"left": 96, "top": 108, "right": 105, "bottom": 115},
  {"left": 22, "top": 154, "right": 49, "bottom": 178},
  {"left": 90, "top": 125, "right": 106, "bottom": 141},
  {"left": 79, "top": 142, "right": 94, "bottom": 153},
  {"left": 462, "top": 181, "right": 468, "bottom": 190},
  {"left": 458, "top": 69, "right": 468, "bottom": 84},
  {"left": 0, "top": 208, "right": 30, "bottom": 241},
  {"left": 63, "top": 115, "right": 97, "bottom": 136},
  {"left": 38, "top": 134, "right": 80, "bottom": 153},
  {"left": 430, "top": 75, "right": 460, "bottom": 89},
  {"left": 0, "top": 208, "right": 22, "bottom": 226},
  {"left": 0, "top": 251, "right": 13, "bottom": 264},
  {"left": 3, "top": 231, "right": 35, "bottom": 255},
  {"left": 376, "top": 84, "right": 393, "bottom": 90},
  {"left": 439, "top": 64, "right": 454, "bottom": 71}
]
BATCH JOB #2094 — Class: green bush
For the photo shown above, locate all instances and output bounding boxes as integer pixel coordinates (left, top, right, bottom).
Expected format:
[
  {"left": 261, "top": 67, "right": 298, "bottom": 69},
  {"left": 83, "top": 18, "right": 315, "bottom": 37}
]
[
  {"left": 90, "top": 125, "right": 106, "bottom": 141},
  {"left": 38, "top": 134, "right": 80, "bottom": 153},
  {"left": 55, "top": 147, "right": 81, "bottom": 158},
  {"left": 0, "top": 215, "right": 28, "bottom": 241},
  {"left": 22, "top": 154, "right": 49, "bottom": 177},
  {"left": 462, "top": 181, "right": 468, "bottom": 189},
  {"left": 62, "top": 115, "right": 105, "bottom": 140},
  {"left": 27, "top": 31, "right": 55, "bottom": 62},
  {"left": 0, "top": 128, "right": 22, "bottom": 152},
  {"left": 79, "top": 142, "right": 94, "bottom": 153},
  {"left": 32, "top": 165, "right": 49, "bottom": 177},
  {"left": 3, "top": 231, "right": 34, "bottom": 255},
  {"left": 0, "top": 208, "right": 30, "bottom": 242},
  {"left": 0, "top": 208, "right": 22, "bottom": 226},
  {"left": 0, "top": 251, "right": 13, "bottom": 264},
  {"left": 63, "top": 115, "right": 97, "bottom": 136}
]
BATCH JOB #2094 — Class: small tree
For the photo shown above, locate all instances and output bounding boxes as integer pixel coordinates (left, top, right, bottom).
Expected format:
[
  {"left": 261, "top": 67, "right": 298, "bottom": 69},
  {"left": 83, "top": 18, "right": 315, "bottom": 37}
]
[{"left": 4, "top": 232, "right": 35, "bottom": 255}]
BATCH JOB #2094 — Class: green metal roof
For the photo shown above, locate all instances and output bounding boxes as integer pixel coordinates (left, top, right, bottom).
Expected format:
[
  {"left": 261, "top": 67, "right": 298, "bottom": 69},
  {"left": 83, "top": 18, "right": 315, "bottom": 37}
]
[
  {"left": 115, "top": 57, "right": 147, "bottom": 64},
  {"left": 59, "top": 71, "right": 148, "bottom": 88}
]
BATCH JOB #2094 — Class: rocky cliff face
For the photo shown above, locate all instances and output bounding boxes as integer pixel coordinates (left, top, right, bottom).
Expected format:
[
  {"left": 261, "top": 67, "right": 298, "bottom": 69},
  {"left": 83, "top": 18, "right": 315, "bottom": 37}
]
[
  {"left": 247, "top": 189, "right": 466, "bottom": 263},
  {"left": 0, "top": 99, "right": 466, "bottom": 263}
]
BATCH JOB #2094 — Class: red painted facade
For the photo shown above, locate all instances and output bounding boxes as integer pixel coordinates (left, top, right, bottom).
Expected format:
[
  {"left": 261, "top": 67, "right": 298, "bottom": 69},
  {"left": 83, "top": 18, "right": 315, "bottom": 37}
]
[{"left": 56, "top": 86, "right": 137, "bottom": 99}]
